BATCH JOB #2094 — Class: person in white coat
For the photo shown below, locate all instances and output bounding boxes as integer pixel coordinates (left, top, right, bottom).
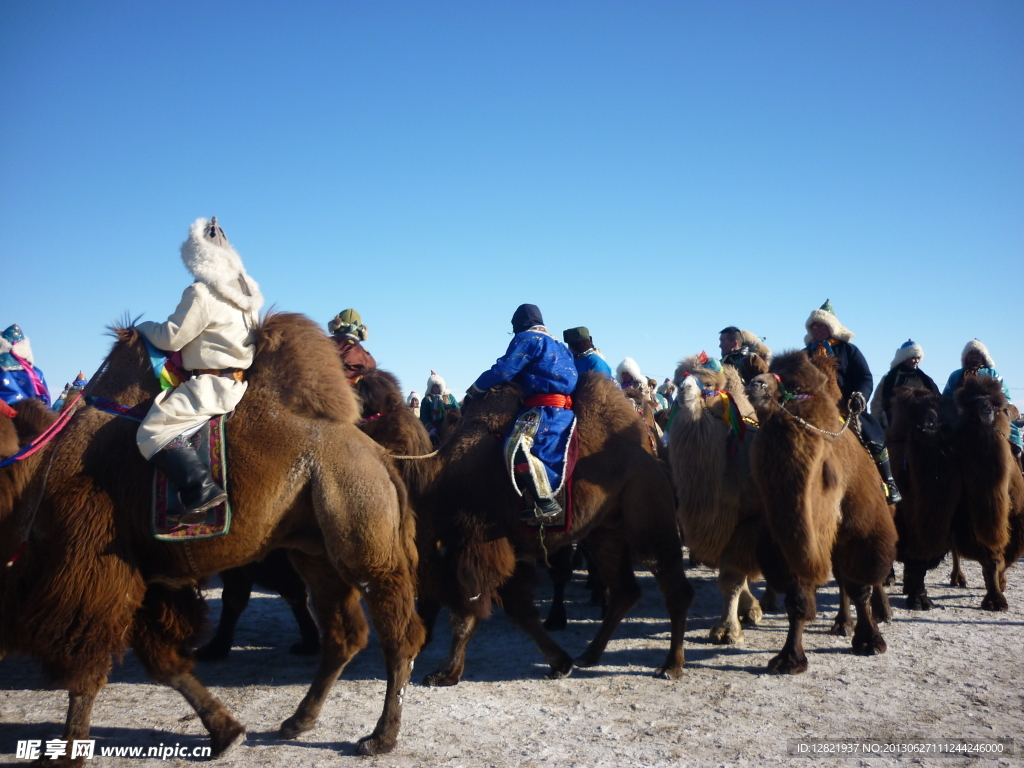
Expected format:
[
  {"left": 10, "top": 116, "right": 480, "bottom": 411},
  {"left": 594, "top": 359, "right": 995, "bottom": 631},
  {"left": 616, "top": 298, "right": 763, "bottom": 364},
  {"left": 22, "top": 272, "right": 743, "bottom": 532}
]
[{"left": 136, "top": 217, "right": 263, "bottom": 523}]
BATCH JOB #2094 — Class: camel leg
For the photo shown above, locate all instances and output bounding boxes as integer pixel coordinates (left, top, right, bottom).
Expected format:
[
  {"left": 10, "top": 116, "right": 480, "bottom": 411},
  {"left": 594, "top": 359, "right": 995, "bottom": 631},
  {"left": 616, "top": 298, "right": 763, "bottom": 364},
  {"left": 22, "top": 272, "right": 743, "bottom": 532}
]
[
  {"left": 355, "top": 568, "right": 426, "bottom": 756},
  {"left": 710, "top": 570, "right": 748, "bottom": 645},
  {"left": 573, "top": 531, "right": 642, "bottom": 671},
  {"left": 829, "top": 583, "right": 854, "bottom": 637},
  {"left": 416, "top": 594, "right": 443, "bottom": 647},
  {"left": 979, "top": 551, "right": 1008, "bottom": 611},
  {"left": 543, "top": 544, "right": 574, "bottom": 631},
  {"left": 846, "top": 582, "right": 887, "bottom": 656},
  {"left": 738, "top": 578, "right": 764, "bottom": 626},
  {"left": 949, "top": 549, "right": 967, "bottom": 587},
  {"left": 279, "top": 556, "right": 369, "bottom": 740},
  {"left": 768, "top": 584, "right": 815, "bottom": 674},
  {"left": 195, "top": 567, "right": 254, "bottom": 661},
  {"left": 132, "top": 587, "right": 245, "bottom": 758},
  {"left": 283, "top": 590, "right": 321, "bottom": 655},
  {"left": 872, "top": 584, "right": 892, "bottom": 623},
  {"left": 903, "top": 559, "right": 933, "bottom": 610},
  {"left": 647, "top": 548, "right": 693, "bottom": 680},
  {"left": 759, "top": 584, "right": 781, "bottom": 613},
  {"left": 422, "top": 610, "right": 480, "bottom": 687},
  {"left": 497, "top": 561, "right": 576, "bottom": 679}
]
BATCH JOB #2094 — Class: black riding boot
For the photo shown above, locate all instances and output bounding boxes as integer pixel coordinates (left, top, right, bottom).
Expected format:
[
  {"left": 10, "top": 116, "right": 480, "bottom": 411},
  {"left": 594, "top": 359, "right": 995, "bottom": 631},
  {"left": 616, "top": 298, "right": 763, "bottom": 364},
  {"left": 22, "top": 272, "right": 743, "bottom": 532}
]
[
  {"left": 874, "top": 451, "right": 902, "bottom": 505},
  {"left": 150, "top": 445, "right": 227, "bottom": 524}
]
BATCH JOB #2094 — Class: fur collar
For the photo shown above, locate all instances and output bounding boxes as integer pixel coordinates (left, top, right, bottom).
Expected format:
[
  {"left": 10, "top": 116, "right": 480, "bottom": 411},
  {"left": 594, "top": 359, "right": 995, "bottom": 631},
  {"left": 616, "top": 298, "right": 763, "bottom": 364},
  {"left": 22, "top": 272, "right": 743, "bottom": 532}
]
[
  {"left": 961, "top": 339, "right": 995, "bottom": 368},
  {"left": 804, "top": 308, "right": 854, "bottom": 345},
  {"left": 0, "top": 336, "right": 33, "bottom": 366},
  {"left": 180, "top": 218, "right": 264, "bottom": 313}
]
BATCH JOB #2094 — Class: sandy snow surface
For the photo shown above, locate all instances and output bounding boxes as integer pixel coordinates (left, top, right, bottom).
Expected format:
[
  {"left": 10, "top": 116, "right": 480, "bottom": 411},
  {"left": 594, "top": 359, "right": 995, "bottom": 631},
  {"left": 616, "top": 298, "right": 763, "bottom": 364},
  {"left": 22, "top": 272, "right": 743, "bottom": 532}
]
[{"left": 1, "top": 553, "right": 1021, "bottom": 768}]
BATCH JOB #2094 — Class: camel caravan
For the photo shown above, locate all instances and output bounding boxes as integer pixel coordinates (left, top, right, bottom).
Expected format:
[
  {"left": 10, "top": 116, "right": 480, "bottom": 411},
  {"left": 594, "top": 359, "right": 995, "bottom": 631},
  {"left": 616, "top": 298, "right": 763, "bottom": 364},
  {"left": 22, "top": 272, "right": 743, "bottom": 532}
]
[{"left": 2, "top": 219, "right": 1023, "bottom": 763}]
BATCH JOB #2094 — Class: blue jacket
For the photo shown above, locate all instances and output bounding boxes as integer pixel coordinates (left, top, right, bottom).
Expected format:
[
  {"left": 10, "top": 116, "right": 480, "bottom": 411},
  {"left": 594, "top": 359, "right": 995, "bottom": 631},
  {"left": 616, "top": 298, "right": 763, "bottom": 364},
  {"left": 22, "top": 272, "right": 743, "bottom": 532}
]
[
  {"left": 1, "top": 366, "right": 51, "bottom": 408},
  {"left": 573, "top": 348, "right": 613, "bottom": 379},
  {"left": 942, "top": 367, "right": 1011, "bottom": 402},
  {"left": 474, "top": 328, "right": 578, "bottom": 397}
]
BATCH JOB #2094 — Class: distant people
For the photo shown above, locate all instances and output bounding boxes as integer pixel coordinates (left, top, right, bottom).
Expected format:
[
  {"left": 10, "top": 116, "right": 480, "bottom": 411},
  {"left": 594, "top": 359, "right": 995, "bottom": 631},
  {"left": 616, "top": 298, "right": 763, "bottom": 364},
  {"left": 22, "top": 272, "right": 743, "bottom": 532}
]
[
  {"left": 943, "top": 339, "right": 1020, "bottom": 451},
  {"left": 328, "top": 309, "right": 376, "bottom": 384},
  {"left": 719, "top": 326, "right": 771, "bottom": 384},
  {"left": 562, "top": 327, "right": 613, "bottom": 378},
  {"left": 648, "top": 377, "right": 669, "bottom": 412},
  {"left": 420, "top": 371, "right": 459, "bottom": 444},
  {"left": 52, "top": 372, "right": 88, "bottom": 412},
  {"left": 616, "top": 358, "right": 648, "bottom": 394},
  {"left": 870, "top": 340, "right": 939, "bottom": 428},
  {"left": 0, "top": 324, "right": 51, "bottom": 407},
  {"left": 657, "top": 378, "right": 676, "bottom": 406},
  {"left": 407, "top": 391, "right": 421, "bottom": 419},
  {"left": 804, "top": 299, "right": 900, "bottom": 504}
]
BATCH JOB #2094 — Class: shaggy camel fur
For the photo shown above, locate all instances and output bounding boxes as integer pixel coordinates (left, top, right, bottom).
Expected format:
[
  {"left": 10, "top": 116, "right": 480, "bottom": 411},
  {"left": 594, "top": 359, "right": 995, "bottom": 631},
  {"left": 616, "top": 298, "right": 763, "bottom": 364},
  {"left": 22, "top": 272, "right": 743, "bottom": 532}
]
[
  {"left": 670, "top": 356, "right": 763, "bottom": 645},
  {"left": 747, "top": 350, "right": 896, "bottom": 674},
  {"left": 0, "top": 314, "right": 424, "bottom": 763},
  {"left": 419, "top": 371, "right": 693, "bottom": 684},
  {"left": 951, "top": 376, "right": 1024, "bottom": 611},
  {"left": 886, "top": 387, "right": 961, "bottom": 609}
]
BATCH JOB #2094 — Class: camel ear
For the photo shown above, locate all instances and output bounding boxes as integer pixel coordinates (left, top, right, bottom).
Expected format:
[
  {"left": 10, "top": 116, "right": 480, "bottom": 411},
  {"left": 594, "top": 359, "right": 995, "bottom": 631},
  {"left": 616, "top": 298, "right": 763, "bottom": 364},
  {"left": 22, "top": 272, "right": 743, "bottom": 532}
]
[{"left": 747, "top": 353, "right": 769, "bottom": 377}]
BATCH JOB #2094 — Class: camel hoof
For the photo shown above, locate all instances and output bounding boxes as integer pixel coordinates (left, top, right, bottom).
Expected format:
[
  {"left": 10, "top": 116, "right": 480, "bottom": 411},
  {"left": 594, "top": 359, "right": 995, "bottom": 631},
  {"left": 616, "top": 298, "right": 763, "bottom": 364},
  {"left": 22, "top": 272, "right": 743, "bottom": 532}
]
[
  {"left": 289, "top": 639, "right": 321, "bottom": 655},
  {"left": 547, "top": 658, "right": 575, "bottom": 678},
  {"left": 950, "top": 573, "right": 967, "bottom": 588},
  {"left": 767, "top": 653, "right": 808, "bottom": 675},
  {"left": 279, "top": 715, "right": 316, "bottom": 739},
  {"left": 741, "top": 605, "right": 763, "bottom": 626},
  {"left": 709, "top": 624, "right": 744, "bottom": 645},
  {"left": 853, "top": 635, "right": 887, "bottom": 656},
  {"left": 356, "top": 733, "right": 397, "bottom": 756},
  {"left": 905, "top": 593, "right": 933, "bottom": 611},
  {"left": 654, "top": 664, "right": 684, "bottom": 680},
  {"left": 211, "top": 722, "right": 246, "bottom": 757},
  {"left": 981, "top": 594, "right": 1009, "bottom": 612},
  {"left": 828, "top": 621, "right": 853, "bottom": 637},
  {"left": 422, "top": 670, "right": 461, "bottom": 687}
]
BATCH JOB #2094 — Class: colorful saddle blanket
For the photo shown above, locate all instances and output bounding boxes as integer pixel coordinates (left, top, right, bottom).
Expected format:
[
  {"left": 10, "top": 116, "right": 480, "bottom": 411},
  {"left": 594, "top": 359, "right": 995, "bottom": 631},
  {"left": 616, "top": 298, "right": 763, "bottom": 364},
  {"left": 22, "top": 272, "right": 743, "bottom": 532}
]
[{"left": 151, "top": 416, "right": 232, "bottom": 542}]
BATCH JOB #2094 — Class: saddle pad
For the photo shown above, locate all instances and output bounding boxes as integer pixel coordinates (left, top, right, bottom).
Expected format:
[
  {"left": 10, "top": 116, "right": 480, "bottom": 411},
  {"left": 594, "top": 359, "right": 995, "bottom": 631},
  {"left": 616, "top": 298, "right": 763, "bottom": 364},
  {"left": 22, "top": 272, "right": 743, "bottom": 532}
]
[
  {"left": 151, "top": 416, "right": 231, "bottom": 541},
  {"left": 522, "top": 427, "right": 579, "bottom": 533}
]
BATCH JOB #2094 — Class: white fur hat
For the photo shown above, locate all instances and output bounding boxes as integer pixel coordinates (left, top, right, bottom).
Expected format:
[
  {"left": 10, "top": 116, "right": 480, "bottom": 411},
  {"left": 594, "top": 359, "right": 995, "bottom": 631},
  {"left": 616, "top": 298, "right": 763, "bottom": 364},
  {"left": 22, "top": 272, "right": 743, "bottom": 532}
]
[
  {"left": 804, "top": 299, "right": 854, "bottom": 345},
  {"left": 426, "top": 371, "right": 449, "bottom": 396},
  {"left": 961, "top": 339, "right": 995, "bottom": 368},
  {"left": 180, "top": 217, "right": 263, "bottom": 314},
  {"left": 890, "top": 339, "right": 924, "bottom": 369},
  {"left": 616, "top": 357, "right": 645, "bottom": 387}
]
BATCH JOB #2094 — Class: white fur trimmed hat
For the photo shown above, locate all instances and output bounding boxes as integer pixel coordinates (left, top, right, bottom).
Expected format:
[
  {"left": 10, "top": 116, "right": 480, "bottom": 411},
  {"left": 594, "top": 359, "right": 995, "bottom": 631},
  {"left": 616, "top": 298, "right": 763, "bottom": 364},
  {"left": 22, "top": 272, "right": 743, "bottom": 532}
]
[
  {"left": 426, "top": 370, "right": 449, "bottom": 396},
  {"left": 804, "top": 299, "right": 854, "bottom": 345},
  {"left": 961, "top": 339, "right": 995, "bottom": 368},
  {"left": 616, "top": 357, "right": 645, "bottom": 386},
  {"left": 181, "top": 217, "right": 263, "bottom": 314},
  {"left": 890, "top": 339, "right": 924, "bottom": 369}
]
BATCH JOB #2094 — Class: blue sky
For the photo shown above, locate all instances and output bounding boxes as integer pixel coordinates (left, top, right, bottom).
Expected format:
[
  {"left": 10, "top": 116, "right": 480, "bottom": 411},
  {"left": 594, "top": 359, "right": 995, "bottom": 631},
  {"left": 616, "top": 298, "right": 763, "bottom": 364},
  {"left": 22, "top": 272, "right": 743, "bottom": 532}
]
[{"left": 2, "top": 2, "right": 1022, "bottom": 401}]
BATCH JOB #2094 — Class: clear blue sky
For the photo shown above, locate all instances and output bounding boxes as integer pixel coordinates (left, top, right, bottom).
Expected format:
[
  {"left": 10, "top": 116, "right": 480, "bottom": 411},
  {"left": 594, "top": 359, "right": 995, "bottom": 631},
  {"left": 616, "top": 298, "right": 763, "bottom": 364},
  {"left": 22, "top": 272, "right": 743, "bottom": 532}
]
[{"left": 3, "top": 2, "right": 1022, "bottom": 401}]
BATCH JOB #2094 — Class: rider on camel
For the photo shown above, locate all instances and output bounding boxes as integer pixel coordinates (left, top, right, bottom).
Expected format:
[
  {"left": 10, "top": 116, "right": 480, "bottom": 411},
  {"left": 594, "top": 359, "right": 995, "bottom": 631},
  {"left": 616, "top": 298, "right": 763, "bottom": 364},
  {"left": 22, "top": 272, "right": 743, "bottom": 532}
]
[
  {"left": 804, "top": 299, "right": 901, "bottom": 504},
  {"left": 562, "top": 326, "right": 613, "bottom": 379},
  {"left": 942, "top": 339, "right": 1021, "bottom": 453},
  {"left": 136, "top": 217, "right": 263, "bottom": 524},
  {"left": 328, "top": 309, "right": 376, "bottom": 384},
  {"left": 0, "top": 324, "right": 51, "bottom": 408},
  {"left": 467, "top": 304, "right": 578, "bottom": 520},
  {"left": 869, "top": 339, "right": 940, "bottom": 428},
  {"left": 420, "top": 371, "right": 459, "bottom": 444}
]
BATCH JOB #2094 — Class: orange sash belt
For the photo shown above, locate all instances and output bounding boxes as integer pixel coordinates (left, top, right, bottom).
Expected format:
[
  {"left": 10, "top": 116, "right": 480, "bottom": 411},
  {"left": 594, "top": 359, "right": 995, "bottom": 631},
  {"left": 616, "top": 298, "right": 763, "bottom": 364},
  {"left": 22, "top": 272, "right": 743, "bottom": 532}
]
[{"left": 523, "top": 393, "right": 573, "bottom": 409}]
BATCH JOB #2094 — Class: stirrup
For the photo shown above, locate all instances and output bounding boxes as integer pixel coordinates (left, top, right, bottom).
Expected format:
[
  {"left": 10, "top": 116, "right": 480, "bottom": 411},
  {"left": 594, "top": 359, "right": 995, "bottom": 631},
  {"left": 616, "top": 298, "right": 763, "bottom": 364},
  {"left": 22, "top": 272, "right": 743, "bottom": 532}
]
[{"left": 885, "top": 481, "right": 902, "bottom": 505}]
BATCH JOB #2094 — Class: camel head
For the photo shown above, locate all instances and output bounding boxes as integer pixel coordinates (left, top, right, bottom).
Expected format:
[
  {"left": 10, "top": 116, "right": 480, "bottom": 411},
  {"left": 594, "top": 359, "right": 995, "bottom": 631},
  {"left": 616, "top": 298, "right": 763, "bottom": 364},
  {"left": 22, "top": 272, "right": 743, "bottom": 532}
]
[
  {"left": 890, "top": 386, "right": 956, "bottom": 441},
  {"left": 354, "top": 369, "right": 406, "bottom": 420},
  {"left": 747, "top": 350, "right": 827, "bottom": 417},
  {"left": 955, "top": 375, "right": 1011, "bottom": 432}
]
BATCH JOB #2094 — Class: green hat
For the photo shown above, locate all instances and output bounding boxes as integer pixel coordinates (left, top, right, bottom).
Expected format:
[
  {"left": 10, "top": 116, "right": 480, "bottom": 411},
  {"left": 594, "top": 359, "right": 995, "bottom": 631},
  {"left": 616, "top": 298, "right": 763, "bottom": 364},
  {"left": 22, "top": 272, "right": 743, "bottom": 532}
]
[
  {"left": 563, "top": 327, "right": 591, "bottom": 343},
  {"left": 328, "top": 308, "right": 368, "bottom": 340}
]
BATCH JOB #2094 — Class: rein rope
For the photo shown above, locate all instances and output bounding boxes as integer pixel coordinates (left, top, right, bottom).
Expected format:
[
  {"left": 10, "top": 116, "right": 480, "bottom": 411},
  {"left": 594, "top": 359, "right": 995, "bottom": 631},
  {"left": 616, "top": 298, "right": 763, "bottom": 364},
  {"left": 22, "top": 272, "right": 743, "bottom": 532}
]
[
  {"left": 0, "top": 389, "right": 85, "bottom": 469},
  {"left": 774, "top": 377, "right": 866, "bottom": 442}
]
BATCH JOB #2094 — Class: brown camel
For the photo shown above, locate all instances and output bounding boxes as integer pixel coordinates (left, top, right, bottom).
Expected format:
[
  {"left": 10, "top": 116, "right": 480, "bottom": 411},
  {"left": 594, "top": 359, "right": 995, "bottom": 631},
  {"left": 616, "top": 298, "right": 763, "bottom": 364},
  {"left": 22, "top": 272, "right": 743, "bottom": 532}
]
[
  {"left": 199, "top": 367, "right": 438, "bottom": 661},
  {"left": 746, "top": 350, "right": 896, "bottom": 674},
  {"left": 950, "top": 375, "right": 1024, "bottom": 611},
  {"left": 886, "top": 386, "right": 961, "bottom": 610},
  {"left": 0, "top": 313, "right": 424, "bottom": 763},
  {"left": 418, "top": 371, "right": 693, "bottom": 685},
  {"left": 669, "top": 355, "right": 763, "bottom": 644}
]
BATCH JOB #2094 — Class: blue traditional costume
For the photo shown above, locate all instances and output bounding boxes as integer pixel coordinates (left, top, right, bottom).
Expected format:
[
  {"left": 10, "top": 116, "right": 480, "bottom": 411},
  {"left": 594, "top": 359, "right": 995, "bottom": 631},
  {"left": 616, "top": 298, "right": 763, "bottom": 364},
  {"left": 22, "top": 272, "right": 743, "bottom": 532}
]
[
  {"left": 563, "top": 326, "right": 613, "bottom": 379},
  {"left": 470, "top": 305, "right": 578, "bottom": 519},
  {"left": 0, "top": 324, "right": 50, "bottom": 408}
]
